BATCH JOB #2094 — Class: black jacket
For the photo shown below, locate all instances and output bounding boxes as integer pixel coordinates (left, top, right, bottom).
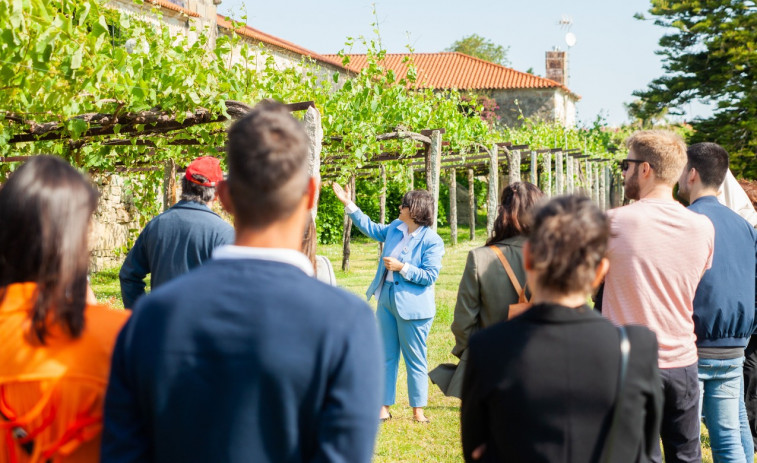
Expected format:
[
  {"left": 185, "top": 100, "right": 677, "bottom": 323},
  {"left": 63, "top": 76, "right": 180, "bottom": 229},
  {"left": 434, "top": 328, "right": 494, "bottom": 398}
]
[{"left": 461, "top": 303, "right": 662, "bottom": 463}]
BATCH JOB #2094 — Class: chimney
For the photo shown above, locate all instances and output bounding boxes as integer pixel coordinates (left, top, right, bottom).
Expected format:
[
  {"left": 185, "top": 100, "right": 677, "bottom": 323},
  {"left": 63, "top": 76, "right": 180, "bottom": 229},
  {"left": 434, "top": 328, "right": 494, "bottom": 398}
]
[{"left": 545, "top": 50, "right": 567, "bottom": 86}]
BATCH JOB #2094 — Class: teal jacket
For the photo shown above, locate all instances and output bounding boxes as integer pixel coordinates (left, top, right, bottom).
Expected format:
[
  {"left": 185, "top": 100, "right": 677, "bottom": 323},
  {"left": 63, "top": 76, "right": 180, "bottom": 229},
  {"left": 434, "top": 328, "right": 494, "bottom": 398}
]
[{"left": 349, "top": 208, "right": 444, "bottom": 320}]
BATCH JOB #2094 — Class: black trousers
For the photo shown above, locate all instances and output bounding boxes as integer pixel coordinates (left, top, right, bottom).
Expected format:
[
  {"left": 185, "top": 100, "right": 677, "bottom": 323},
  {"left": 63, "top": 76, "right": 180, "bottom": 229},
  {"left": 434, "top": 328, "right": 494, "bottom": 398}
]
[
  {"left": 650, "top": 363, "right": 702, "bottom": 463},
  {"left": 744, "top": 335, "right": 757, "bottom": 452}
]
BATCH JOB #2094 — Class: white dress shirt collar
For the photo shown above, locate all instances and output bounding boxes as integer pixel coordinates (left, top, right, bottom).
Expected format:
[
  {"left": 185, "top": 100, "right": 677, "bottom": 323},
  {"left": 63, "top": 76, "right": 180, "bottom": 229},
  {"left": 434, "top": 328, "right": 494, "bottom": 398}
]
[{"left": 212, "top": 245, "right": 314, "bottom": 277}]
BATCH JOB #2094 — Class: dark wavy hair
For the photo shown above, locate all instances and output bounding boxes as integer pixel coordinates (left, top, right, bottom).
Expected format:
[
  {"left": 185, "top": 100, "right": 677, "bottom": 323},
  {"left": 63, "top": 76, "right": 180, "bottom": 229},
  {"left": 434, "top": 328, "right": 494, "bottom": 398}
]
[
  {"left": 0, "top": 156, "right": 98, "bottom": 343},
  {"left": 485, "top": 182, "right": 544, "bottom": 246},
  {"left": 528, "top": 195, "right": 609, "bottom": 295},
  {"left": 402, "top": 189, "right": 435, "bottom": 227}
]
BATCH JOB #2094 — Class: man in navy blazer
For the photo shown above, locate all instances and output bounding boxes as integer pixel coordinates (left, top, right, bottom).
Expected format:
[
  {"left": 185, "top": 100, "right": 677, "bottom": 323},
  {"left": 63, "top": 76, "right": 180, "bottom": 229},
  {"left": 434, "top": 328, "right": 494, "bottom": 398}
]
[{"left": 102, "top": 101, "right": 383, "bottom": 463}]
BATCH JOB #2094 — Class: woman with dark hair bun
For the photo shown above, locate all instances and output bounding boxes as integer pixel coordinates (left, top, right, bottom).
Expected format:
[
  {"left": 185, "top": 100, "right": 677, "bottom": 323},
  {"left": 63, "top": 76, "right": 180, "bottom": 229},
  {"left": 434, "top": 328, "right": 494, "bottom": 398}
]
[
  {"left": 332, "top": 183, "right": 444, "bottom": 423},
  {"left": 431, "top": 182, "right": 543, "bottom": 398},
  {"left": 0, "top": 156, "right": 129, "bottom": 462},
  {"left": 461, "top": 195, "right": 663, "bottom": 463}
]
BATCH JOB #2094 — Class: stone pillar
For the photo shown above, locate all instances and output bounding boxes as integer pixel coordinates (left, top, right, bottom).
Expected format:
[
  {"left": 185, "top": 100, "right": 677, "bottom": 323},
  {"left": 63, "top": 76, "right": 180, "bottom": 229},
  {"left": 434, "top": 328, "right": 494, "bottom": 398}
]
[
  {"left": 530, "top": 150, "right": 537, "bottom": 185},
  {"left": 468, "top": 168, "right": 475, "bottom": 240},
  {"left": 599, "top": 166, "right": 607, "bottom": 211},
  {"left": 544, "top": 152, "right": 552, "bottom": 198},
  {"left": 163, "top": 159, "right": 177, "bottom": 211},
  {"left": 449, "top": 168, "right": 457, "bottom": 246},
  {"left": 378, "top": 164, "right": 386, "bottom": 256},
  {"left": 341, "top": 175, "right": 356, "bottom": 271},
  {"left": 591, "top": 163, "right": 598, "bottom": 205},
  {"left": 304, "top": 106, "right": 323, "bottom": 220},
  {"left": 487, "top": 144, "right": 498, "bottom": 238},
  {"left": 508, "top": 149, "right": 521, "bottom": 185},
  {"left": 555, "top": 151, "right": 564, "bottom": 195},
  {"left": 604, "top": 166, "right": 611, "bottom": 210},
  {"left": 566, "top": 154, "right": 574, "bottom": 194},
  {"left": 426, "top": 130, "right": 442, "bottom": 230}
]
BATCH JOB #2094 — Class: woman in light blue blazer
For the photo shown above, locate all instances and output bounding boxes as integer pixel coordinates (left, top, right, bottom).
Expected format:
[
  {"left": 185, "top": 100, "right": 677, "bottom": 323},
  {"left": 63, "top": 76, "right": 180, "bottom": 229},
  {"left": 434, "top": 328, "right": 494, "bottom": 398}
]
[{"left": 333, "top": 183, "right": 444, "bottom": 423}]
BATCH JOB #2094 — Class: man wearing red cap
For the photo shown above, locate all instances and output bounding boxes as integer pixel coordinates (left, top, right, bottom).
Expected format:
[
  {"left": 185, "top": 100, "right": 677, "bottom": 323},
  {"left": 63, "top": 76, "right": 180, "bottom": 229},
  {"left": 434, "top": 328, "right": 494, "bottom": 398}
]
[{"left": 119, "top": 156, "right": 234, "bottom": 309}]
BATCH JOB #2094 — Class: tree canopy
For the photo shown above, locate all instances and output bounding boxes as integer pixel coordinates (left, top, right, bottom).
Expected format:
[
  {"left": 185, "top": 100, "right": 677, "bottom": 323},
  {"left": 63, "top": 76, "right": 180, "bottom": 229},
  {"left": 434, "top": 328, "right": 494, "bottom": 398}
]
[
  {"left": 631, "top": 0, "right": 756, "bottom": 178},
  {"left": 446, "top": 34, "right": 510, "bottom": 66}
]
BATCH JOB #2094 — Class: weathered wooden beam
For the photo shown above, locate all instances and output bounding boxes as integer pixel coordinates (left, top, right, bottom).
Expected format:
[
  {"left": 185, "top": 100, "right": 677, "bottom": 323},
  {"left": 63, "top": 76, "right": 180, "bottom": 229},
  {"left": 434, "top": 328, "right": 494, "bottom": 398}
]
[
  {"left": 285, "top": 101, "right": 315, "bottom": 112},
  {"left": 376, "top": 131, "right": 432, "bottom": 145}
]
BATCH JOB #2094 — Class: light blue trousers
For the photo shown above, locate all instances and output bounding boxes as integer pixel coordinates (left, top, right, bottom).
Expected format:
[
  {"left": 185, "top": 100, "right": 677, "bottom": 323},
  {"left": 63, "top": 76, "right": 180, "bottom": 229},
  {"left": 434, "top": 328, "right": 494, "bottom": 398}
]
[
  {"left": 377, "top": 283, "right": 433, "bottom": 408},
  {"left": 698, "top": 356, "right": 748, "bottom": 463}
]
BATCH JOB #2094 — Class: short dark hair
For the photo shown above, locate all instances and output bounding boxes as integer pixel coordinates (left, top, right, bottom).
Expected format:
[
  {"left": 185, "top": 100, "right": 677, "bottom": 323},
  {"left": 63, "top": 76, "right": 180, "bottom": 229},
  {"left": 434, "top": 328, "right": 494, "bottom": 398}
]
[
  {"left": 686, "top": 142, "right": 729, "bottom": 188},
  {"left": 402, "top": 190, "right": 435, "bottom": 227},
  {"left": 528, "top": 195, "right": 609, "bottom": 295},
  {"left": 0, "top": 156, "right": 98, "bottom": 343},
  {"left": 486, "top": 182, "right": 544, "bottom": 246},
  {"left": 180, "top": 176, "right": 216, "bottom": 203},
  {"left": 226, "top": 101, "right": 310, "bottom": 228}
]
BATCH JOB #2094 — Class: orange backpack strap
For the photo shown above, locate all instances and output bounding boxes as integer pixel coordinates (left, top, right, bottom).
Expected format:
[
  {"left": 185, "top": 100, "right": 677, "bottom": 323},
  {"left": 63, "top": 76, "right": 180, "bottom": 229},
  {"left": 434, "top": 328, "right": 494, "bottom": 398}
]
[{"left": 489, "top": 245, "right": 529, "bottom": 303}]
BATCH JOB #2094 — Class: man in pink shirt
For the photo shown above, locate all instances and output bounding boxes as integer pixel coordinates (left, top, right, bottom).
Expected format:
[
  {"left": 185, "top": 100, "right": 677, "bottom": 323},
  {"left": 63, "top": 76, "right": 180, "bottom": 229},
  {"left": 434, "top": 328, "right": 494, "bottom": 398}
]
[{"left": 602, "top": 130, "right": 714, "bottom": 463}]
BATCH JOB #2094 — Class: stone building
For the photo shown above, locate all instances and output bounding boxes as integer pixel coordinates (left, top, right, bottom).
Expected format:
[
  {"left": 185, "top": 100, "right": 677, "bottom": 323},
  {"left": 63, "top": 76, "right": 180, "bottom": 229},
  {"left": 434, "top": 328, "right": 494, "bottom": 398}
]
[
  {"left": 327, "top": 51, "right": 580, "bottom": 128},
  {"left": 216, "top": 15, "right": 352, "bottom": 87}
]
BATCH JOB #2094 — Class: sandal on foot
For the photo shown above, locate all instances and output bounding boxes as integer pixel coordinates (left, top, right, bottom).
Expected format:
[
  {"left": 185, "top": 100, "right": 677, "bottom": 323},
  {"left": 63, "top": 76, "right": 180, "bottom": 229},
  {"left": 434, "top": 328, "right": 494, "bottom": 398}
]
[
  {"left": 380, "top": 413, "right": 392, "bottom": 422},
  {"left": 413, "top": 416, "right": 430, "bottom": 423}
]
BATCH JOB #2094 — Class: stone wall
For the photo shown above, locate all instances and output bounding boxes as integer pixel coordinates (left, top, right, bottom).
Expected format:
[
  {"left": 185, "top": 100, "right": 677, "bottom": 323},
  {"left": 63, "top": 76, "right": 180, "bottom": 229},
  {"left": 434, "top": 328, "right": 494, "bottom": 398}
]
[
  {"left": 89, "top": 174, "right": 158, "bottom": 272},
  {"left": 485, "top": 88, "right": 576, "bottom": 128}
]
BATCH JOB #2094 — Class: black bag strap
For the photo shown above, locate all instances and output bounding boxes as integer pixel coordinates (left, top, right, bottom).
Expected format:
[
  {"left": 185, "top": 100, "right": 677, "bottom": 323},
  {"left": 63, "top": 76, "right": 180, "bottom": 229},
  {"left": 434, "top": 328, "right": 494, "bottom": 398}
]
[{"left": 600, "top": 325, "right": 630, "bottom": 463}]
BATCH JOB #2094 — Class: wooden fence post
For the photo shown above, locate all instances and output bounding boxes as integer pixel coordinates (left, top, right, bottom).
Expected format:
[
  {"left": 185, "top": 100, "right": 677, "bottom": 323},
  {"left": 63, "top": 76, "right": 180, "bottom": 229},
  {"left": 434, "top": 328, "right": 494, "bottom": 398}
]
[
  {"left": 341, "top": 175, "right": 356, "bottom": 271},
  {"left": 450, "top": 167, "right": 457, "bottom": 246},
  {"left": 468, "top": 168, "right": 475, "bottom": 241},
  {"left": 530, "top": 150, "right": 537, "bottom": 185},
  {"left": 162, "top": 159, "right": 176, "bottom": 211},
  {"left": 486, "top": 144, "right": 498, "bottom": 238},
  {"left": 566, "top": 154, "right": 574, "bottom": 194}
]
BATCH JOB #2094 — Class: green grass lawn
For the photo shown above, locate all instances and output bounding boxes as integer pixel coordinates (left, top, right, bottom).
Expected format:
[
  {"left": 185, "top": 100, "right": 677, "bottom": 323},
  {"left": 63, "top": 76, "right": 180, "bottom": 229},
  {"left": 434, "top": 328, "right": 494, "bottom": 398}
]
[{"left": 92, "top": 225, "right": 728, "bottom": 462}]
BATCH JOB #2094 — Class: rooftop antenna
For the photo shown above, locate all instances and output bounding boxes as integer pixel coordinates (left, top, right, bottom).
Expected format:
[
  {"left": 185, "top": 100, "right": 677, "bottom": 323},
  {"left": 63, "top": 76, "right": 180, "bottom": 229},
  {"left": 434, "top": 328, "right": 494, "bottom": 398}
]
[{"left": 558, "top": 15, "right": 577, "bottom": 48}]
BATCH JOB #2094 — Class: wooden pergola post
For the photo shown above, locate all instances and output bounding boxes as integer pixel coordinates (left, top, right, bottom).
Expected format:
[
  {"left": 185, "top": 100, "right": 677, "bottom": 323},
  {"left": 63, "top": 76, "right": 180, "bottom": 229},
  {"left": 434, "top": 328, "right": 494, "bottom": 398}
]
[
  {"left": 566, "top": 154, "right": 574, "bottom": 194},
  {"left": 341, "top": 175, "right": 356, "bottom": 271},
  {"left": 426, "top": 130, "right": 442, "bottom": 230},
  {"left": 555, "top": 150, "right": 564, "bottom": 195},
  {"left": 509, "top": 149, "right": 521, "bottom": 184},
  {"left": 162, "top": 158, "right": 177, "bottom": 211},
  {"left": 468, "top": 168, "right": 475, "bottom": 240},
  {"left": 449, "top": 167, "right": 457, "bottom": 246},
  {"left": 378, "top": 164, "right": 386, "bottom": 257},
  {"left": 530, "top": 150, "right": 537, "bottom": 185},
  {"left": 486, "top": 144, "right": 498, "bottom": 238},
  {"left": 304, "top": 106, "right": 323, "bottom": 220},
  {"left": 544, "top": 151, "right": 552, "bottom": 197}
]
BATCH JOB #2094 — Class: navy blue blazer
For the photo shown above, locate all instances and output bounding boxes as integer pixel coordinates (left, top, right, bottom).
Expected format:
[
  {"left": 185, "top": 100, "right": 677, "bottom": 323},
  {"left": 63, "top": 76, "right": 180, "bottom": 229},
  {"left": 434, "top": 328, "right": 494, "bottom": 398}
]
[
  {"left": 349, "top": 208, "right": 444, "bottom": 320},
  {"left": 102, "top": 258, "right": 383, "bottom": 463}
]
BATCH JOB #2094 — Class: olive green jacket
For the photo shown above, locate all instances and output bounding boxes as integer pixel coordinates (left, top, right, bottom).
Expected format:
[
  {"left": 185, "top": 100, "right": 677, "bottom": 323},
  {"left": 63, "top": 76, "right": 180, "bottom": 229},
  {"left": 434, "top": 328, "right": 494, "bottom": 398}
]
[
  {"left": 431, "top": 236, "right": 528, "bottom": 398},
  {"left": 451, "top": 235, "right": 529, "bottom": 359}
]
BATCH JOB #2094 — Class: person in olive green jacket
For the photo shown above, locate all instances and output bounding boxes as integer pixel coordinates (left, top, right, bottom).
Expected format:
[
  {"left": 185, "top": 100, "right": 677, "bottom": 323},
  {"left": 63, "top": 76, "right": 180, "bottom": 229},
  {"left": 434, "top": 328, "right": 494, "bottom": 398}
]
[{"left": 430, "top": 182, "right": 543, "bottom": 398}]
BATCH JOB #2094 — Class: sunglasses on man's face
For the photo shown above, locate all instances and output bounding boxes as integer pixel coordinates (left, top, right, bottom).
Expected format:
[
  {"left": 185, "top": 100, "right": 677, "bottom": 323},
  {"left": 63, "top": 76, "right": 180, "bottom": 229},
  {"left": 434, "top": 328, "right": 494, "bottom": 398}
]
[{"left": 620, "top": 159, "right": 652, "bottom": 171}]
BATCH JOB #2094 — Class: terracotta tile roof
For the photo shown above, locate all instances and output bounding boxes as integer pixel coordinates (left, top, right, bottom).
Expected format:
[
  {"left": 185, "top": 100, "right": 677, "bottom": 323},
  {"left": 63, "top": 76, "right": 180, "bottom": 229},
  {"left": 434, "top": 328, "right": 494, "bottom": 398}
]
[
  {"left": 147, "top": 0, "right": 199, "bottom": 18},
  {"left": 325, "top": 52, "right": 580, "bottom": 99},
  {"left": 216, "top": 15, "right": 349, "bottom": 71}
]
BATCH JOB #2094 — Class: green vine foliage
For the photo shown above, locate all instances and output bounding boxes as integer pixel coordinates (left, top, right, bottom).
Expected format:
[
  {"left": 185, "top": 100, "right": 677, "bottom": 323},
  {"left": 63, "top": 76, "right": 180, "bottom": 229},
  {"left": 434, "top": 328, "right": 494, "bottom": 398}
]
[{"left": 2, "top": 0, "right": 618, "bottom": 245}]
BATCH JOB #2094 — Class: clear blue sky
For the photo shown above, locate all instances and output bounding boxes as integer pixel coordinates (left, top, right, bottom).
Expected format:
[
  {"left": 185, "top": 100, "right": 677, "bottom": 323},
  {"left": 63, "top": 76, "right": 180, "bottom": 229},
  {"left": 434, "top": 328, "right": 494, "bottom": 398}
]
[{"left": 218, "top": 0, "right": 711, "bottom": 127}]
